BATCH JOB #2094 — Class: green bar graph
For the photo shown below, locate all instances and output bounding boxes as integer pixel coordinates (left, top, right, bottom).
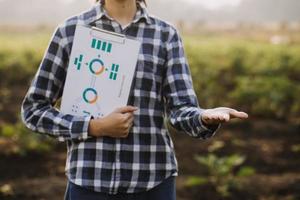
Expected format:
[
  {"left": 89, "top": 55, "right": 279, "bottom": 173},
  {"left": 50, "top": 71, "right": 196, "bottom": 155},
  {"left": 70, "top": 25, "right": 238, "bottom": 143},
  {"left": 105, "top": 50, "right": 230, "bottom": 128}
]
[
  {"left": 91, "top": 38, "right": 112, "bottom": 53},
  {"left": 111, "top": 64, "right": 115, "bottom": 71},
  {"left": 97, "top": 40, "right": 101, "bottom": 50},
  {"left": 115, "top": 64, "right": 119, "bottom": 72},
  {"left": 91, "top": 39, "right": 97, "bottom": 48},
  {"left": 102, "top": 42, "right": 107, "bottom": 51},
  {"left": 113, "top": 73, "right": 117, "bottom": 80},
  {"left": 74, "top": 54, "right": 83, "bottom": 70},
  {"left": 107, "top": 43, "right": 112, "bottom": 53},
  {"left": 109, "top": 72, "right": 114, "bottom": 79}
]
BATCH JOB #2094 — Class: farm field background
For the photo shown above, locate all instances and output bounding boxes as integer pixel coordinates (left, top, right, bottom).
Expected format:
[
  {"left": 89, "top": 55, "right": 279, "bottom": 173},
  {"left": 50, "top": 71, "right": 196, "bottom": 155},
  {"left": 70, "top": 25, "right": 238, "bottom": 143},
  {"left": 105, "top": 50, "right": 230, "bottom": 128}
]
[{"left": 0, "top": 25, "right": 300, "bottom": 200}]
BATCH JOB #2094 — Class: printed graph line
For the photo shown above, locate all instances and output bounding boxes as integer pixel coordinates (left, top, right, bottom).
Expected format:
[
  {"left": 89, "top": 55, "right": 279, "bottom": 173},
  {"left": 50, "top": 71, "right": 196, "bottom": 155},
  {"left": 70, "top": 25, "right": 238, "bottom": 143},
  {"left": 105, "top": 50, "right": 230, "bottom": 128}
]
[{"left": 90, "top": 76, "right": 97, "bottom": 88}]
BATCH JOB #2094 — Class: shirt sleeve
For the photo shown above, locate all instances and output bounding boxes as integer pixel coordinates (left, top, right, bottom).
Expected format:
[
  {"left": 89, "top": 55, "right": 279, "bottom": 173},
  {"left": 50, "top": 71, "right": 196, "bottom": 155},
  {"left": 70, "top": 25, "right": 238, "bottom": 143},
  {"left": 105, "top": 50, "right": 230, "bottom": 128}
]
[
  {"left": 163, "top": 27, "right": 221, "bottom": 139},
  {"left": 20, "top": 25, "right": 92, "bottom": 142}
]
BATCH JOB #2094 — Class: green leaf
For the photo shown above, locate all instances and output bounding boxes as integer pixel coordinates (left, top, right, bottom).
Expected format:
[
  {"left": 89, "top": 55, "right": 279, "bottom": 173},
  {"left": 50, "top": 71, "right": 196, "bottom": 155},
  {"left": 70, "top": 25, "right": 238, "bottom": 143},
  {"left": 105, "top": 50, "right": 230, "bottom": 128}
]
[
  {"left": 194, "top": 154, "right": 217, "bottom": 167},
  {"left": 226, "top": 154, "right": 246, "bottom": 167},
  {"left": 291, "top": 144, "right": 300, "bottom": 153},
  {"left": 1, "top": 125, "right": 15, "bottom": 137},
  {"left": 237, "top": 166, "right": 256, "bottom": 177},
  {"left": 208, "top": 140, "right": 225, "bottom": 152},
  {"left": 185, "top": 176, "right": 208, "bottom": 187}
]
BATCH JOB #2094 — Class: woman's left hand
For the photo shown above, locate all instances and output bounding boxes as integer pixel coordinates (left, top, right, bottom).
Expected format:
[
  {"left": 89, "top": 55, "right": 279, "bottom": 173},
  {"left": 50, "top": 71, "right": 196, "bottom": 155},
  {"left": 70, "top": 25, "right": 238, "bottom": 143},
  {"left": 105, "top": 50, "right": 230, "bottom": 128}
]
[{"left": 200, "top": 107, "right": 248, "bottom": 125}]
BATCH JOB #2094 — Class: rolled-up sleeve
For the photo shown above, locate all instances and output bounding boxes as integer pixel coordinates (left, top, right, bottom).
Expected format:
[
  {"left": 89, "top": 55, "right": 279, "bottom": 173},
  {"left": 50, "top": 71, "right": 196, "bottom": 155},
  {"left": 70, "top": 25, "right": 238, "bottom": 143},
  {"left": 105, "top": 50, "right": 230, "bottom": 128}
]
[
  {"left": 20, "top": 25, "right": 92, "bottom": 142},
  {"left": 163, "top": 27, "right": 221, "bottom": 139}
]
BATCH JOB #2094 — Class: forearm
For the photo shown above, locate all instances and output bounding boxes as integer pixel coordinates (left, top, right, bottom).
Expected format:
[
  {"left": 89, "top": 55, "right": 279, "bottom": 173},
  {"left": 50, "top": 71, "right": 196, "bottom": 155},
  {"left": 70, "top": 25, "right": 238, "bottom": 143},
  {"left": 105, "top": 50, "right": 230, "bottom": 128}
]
[{"left": 21, "top": 96, "right": 92, "bottom": 142}]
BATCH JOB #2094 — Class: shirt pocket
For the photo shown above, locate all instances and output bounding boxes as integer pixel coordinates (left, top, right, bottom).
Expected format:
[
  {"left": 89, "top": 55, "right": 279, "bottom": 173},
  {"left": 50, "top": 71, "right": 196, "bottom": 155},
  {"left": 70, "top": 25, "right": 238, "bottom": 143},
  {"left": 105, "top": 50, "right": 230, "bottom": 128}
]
[{"left": 134, "top": 54, "right": 164, "bottom": 95}]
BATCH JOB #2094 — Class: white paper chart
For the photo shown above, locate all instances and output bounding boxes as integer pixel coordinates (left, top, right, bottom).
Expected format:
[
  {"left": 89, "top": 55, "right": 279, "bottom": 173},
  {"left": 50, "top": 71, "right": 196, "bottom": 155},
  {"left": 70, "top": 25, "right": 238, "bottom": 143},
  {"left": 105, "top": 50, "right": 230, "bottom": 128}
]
[{"left": 60, "top": 25, "right": 141, "bottom": 119}]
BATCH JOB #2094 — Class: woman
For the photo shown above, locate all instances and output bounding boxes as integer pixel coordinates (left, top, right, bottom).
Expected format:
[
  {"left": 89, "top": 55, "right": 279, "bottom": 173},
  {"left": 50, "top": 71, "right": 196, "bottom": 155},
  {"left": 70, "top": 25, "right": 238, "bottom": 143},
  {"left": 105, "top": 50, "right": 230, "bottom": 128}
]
[{"left": 21, "top": 0, "right": 248, "bottom": 199}]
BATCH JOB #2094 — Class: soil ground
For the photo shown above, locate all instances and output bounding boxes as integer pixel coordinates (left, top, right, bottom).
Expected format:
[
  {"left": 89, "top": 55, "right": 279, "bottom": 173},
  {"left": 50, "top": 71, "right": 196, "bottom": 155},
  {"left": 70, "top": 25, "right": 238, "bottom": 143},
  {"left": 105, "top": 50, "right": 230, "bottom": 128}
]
[{"left": 0, "top": 120, "right": 299, "bottom": 200}]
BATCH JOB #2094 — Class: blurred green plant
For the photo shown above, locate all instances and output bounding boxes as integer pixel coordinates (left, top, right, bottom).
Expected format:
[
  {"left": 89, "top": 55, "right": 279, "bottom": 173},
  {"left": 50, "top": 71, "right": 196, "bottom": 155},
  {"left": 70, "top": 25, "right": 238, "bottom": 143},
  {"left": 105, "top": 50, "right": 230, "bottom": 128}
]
[
  {"left": 185, "top": 35, "right": 300, "bottom": 121},
  {"left": 207, "top": 140, "right": 225, "bottom": 152},
  {"left": 0, "top": 184, "right": 13, "bottom": 197},
  {"left": 1, "top": 32, "right": 300, "bottom": 123},
  {"left": 0, "top": 121, "right": 55, "bottom": 155},
  {"left": 1, "top": 31, "right": 300, "bottom": 155},
  {"left": 185, "top": 154, "right": 255, "bottom": 197},
  {"left": 291, "top": 144, "right": 300, "bottom": 153}
]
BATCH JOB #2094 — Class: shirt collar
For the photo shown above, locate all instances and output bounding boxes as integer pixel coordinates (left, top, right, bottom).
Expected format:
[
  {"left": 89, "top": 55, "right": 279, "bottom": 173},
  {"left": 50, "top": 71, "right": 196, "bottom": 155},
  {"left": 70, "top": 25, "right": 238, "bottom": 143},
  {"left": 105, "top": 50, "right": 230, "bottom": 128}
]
[{"left": 91, "top": 1, "right": 151, "bottom": 25}]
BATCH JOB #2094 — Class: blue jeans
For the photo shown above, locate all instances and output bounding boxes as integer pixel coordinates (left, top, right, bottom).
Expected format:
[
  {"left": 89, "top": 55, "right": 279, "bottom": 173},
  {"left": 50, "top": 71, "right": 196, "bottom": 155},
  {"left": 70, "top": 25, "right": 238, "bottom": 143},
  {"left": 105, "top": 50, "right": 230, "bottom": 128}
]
[{"left": 64, "top": 176, "right": 176, "bottom": 200}]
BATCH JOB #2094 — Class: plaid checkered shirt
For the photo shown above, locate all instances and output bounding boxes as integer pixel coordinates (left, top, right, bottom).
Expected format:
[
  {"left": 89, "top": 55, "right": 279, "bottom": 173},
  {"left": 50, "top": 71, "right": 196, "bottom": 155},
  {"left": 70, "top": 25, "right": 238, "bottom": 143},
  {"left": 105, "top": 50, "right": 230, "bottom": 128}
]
[{"left": 21, "top": 2, "right": 221, "bottom": 194}]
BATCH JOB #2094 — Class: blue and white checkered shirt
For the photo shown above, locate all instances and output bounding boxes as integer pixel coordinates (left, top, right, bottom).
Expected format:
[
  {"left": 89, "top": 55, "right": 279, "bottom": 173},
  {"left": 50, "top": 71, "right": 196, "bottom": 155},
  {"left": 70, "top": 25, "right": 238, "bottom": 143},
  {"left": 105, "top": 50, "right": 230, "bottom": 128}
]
[{"left": 21, "top": 2, "right": 221, "bottom": 194}]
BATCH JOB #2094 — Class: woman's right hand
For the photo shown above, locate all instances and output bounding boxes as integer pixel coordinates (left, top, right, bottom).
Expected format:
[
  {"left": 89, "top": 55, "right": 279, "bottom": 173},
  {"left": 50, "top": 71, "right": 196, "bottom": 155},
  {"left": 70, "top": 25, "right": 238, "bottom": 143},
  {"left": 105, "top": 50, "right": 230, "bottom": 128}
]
[{"left": 88, "top": 106, "right": 138, "bottom": 138}]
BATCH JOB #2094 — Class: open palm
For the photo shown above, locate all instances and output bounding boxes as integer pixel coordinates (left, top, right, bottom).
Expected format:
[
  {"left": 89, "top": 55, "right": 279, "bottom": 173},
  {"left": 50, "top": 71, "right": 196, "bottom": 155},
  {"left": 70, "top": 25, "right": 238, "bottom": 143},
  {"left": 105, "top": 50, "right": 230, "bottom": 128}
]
[{"left": 201, "top": 107, "right": 248, "bottom": 125}]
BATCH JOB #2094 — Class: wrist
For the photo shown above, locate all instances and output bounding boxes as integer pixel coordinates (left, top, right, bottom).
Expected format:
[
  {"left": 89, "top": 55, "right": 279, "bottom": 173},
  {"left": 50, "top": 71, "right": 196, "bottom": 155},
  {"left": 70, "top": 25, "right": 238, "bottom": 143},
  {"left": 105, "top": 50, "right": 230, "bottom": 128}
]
[
  {"left": 199, "top": 114, "right": 209, "bottom": 126},
  {"left": 88, "top": 118, "right": 105, "bottom": 137},
  {"left": 199, "top": 114, "right": 221, "bottom": 131}
]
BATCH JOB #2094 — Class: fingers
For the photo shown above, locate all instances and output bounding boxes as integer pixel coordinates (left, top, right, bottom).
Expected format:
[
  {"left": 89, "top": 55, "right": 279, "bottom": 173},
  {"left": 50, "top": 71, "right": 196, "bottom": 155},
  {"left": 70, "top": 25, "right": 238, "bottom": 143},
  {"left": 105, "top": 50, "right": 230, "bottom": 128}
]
[
  {"left": 121, "top": 113, "right": 134, "bottom": 137},
  {"left": 229, "top": 109, "right": 249, "bottom": 119},
  {"left": 202, "top": 114, "right": 219, "bottom": 124},
  {"left": 215, "top": 107, "right": 248, "bottom": 119},
  {"left": 223, "top": 113, "right": 230, "bottom": 122},
  {"left": 203, "top": 114, "right": 229, "bottom": 124},
  {"left": 202, "top": 107, "right": 248, "bottom": 125},
  {"left": 123, "top": 112, "right": 134, "bottom": 121},
  {"left": 124, "top": 115, "right": 134, "bottom": 128},
  {"left": 216, "top": 113, "right": 230, "bottom": 123},
  {"left": 114, "top": 106, "right": 138, "bottom": 114},
  {"left": 119, "top": 119, "right": 134, "bottom": 138},
  {"left": 202, "top": 108, "right": 232, "bottom": 124}
]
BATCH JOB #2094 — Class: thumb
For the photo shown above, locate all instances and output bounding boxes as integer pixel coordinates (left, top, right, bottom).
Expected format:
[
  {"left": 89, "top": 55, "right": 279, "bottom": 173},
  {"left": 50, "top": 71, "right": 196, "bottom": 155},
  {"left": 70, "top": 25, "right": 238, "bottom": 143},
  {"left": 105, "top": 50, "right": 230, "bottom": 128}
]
[{"left": 114, "top": 106, "right": 138, "bottom": 114}]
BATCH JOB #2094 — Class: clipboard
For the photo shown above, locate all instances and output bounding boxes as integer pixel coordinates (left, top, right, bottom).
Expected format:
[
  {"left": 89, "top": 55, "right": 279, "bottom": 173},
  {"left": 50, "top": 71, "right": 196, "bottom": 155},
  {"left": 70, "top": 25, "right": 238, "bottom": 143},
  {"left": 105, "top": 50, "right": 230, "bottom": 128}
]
[{"left": 60, "top": 25, "right": 141, "bottom": 119}]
